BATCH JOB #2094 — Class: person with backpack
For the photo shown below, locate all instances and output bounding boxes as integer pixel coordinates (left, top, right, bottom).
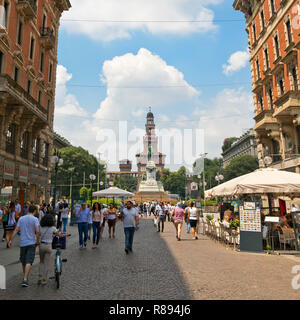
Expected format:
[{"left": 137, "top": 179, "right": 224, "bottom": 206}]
[{"left": 155, "top": 202, "right": 165, "bottom": 233}]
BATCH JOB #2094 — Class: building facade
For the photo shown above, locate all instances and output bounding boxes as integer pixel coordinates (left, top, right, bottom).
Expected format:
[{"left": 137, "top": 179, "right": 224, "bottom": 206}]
[
  {"left": 222, "top": 129, "right": 258, "bottom": 168},
  {"left": 136, "top": 110, "right": 166, "bottom": 183},
  {"left": 53, "top": 131, "right": 71, "bottom": 149},
  {"left": 0, "top": 0, "right": 71, "bottom": 205},
  {"left": 234, "top": 0, "right": 300, "bottom": 172}
]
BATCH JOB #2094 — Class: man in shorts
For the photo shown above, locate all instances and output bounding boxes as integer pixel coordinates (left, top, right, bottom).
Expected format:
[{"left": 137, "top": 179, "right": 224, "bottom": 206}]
[{"left": 8, "top": 205, "right": 40, "bottom": 287}]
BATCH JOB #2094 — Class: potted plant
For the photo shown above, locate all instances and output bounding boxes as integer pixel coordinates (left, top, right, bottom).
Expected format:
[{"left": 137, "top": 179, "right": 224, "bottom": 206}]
[
  {"left": 266, "top": 244, "right": 272, "bottom": 254},
  {"left": 206, "top": 214, "right": 213, "bottom": 221},
  {"left": 230, "top": 219, "right": 239, "bottom": 230}
]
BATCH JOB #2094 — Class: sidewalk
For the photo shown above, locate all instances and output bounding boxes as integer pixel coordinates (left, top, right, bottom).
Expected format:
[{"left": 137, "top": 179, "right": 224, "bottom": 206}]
[{"left": 0, "top": 224, "right": 79, "bottom": 281}]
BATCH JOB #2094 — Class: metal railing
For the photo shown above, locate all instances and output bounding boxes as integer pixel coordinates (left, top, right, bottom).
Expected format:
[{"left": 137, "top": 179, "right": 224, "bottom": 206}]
[{"left": 40, "top": 27, "right": 55, "bottom": 46}]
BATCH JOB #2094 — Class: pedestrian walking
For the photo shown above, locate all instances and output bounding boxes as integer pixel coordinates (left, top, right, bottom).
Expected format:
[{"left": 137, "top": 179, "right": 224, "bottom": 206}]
[
  {"left": 156, "top": 202, "right": 165, "bottom": 233},
  {"left": 61, "top": 203, "right": 70, "bottom": 233},
  {"left": 8, "top": 205, "right": 40, "bottom": 287},
  {"left": 4, "top": 202, "right": 17, "bottom": 248},
  {"left": 120, "top": 201, "right": 139, "bottom": 254},
  {"left": 91, "top": 202, "right": 102, "bottom": 249},
  {"left": 107, "top": 203, "right": 118, "bottom": 239},
  {"left": 187, "top": 202, "right": 199, "bottom": 240},
  {"left": 15, "top": 199, "right": 22, "bottom": 220},
  {"left": 56, "top": 203, "right": 63, "bottom": 232},
  {"left": 100, "top": 203, "right": 107, "bottom": 239},
  {"left": 171, "top": 204, "right": 185, "bottom": 241},
  {"left": 38, "top": 214, "right": 57, "bottom": 285},
  {"left": 75, "top": 203, "right": 91, "bottom": 249},
  {"left": 185, "top": 204, "right": 191, "bottom": 234},
  {"left": 1, "top": 203, "right": 7, "bottom": 242}
]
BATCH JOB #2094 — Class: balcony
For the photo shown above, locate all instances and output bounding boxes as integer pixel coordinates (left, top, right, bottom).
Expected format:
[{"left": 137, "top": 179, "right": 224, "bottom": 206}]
[
  {"left": 40, "top": 27, "right": 55, "bottom": 50},
  {"left": 254, "top": 109, "right": 278, "bottom": 132},
  {"left": 273, "top": 90, "right": 300, "bottom": 118},
  {"left": 17, "top": 0, "right": 37, "bottom": 20}
]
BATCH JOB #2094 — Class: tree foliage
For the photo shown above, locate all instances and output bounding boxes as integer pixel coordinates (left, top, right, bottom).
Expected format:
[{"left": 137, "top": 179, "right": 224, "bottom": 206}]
[
  {"left": 161, "top": 166, "right": 187, "bottom": 198},
  {"left": 113, "top": 174, "right": 138, "bottom": 192},
  {"left": 224, "top": 155, "right": 258, "bottom": 181},
  {"left": 51, "top": 146, "right": 105, "bottom": 200}
]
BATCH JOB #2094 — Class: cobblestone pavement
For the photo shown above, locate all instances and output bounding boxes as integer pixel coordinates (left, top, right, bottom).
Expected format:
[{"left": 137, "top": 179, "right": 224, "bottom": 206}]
[{"left": 1, "top": 217, "right": 300, "bottom": 300}]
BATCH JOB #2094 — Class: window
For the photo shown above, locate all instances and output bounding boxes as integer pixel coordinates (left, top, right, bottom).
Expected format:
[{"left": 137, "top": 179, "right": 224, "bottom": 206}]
[
  {"left": 3, "top": 1, "right": 9, "bottom": 29},
  {"left": 292, "top": 67, "right": 298, "bottom": 91},
  {"left": 20, "top": 131, "right": 29, "bottom": 159},
  {"left": 258, "top": 94, "right": 264, "bottom": 112},
  {"left": 274, "top": 34, "right": 280, "bottom": 58},
  {"left": 268, "top": 87, "right": 273, "bottom": 109},
  {"left": 0, "top": 51, "right": 3, "bottom": 73},
  {"left": 48, "top": 63, "right": 52, "bottom": 82},
  {"left": 270, "top": 0, "right": 275, "bottom": 16},
  {"left": 279, "top": 78, "right": 285, "bottom": 95},
  {"left": 286, "top": 19, "right": 292, "bottom": 45},
  {"left": 29, "top": 37, "right": 35, "bottom": 60},
  {"left": 17, "top": 20, "right": 23, "bottom": 45},
  {"left": 253, "top": 24, "right": 257, "bottom": 42},
  {"left": 264, "top": 48, "right": 269, "bottom": 70},
  {"left": 27, "top": 79, "right": 31, "bottom": 94},
  {"left": 42, "top": 14, "right": 46, "bottom": 30},
  {"left": 6, "top": 124, "right": 15, "bottom": 154},
  {"left": 40, "top": 52, "right": 44, "bottom": 72},
  {"left": 14, "top": 66, "right": 19, "bottom": 83},
  {"left": 32, "top": 138, "right": 40, "bottom": 163},
  {"left": 256, "top": 58, "right": 260, "bottom": 80},
  {"left": 38, "top": 90, "right": 42, "bottom": 104},
  {"left": 42, "top": 143, "right": 49, "bottom": 166},
  {"left": 260, "top": 10, "right": 265, "bottom": 30}
]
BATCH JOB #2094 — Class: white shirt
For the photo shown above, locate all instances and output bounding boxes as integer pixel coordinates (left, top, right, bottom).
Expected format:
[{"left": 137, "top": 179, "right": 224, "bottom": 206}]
[
  {"left": 123, "top": 208, "right": 139, "bottom": 228},
  {"left": 189, "top": 207, "right": 198, "bottom": 220},
  {"left": 61, "top": 208, "right": 69, "bottom": 219},
  {"left": 40, "top": 226, "right": 57, "bottom": 243},
  {"left": 156, "top": 205, "right": 164, "bottom": 216}
]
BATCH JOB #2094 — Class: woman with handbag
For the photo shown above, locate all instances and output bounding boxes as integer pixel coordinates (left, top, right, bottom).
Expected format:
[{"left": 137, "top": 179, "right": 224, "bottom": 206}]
[{"left": 4, "top": 202, "right": 17, "bottom": 248}]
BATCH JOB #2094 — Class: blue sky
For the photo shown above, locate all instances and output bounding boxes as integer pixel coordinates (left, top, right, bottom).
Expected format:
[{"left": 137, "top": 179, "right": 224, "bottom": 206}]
[{"left": 54, "top": 0, "right": 254, "bottom": 170}]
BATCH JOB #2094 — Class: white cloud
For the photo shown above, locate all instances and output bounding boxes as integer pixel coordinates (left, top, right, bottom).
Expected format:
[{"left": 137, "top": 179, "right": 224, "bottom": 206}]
[
  {"left": 194, "top": 88, "right": 254, "bottom": 158},
  {"left": 54, "top": 54, "right": 254, "bottom": 172},
  {"left": 222, "top": 50, "right": 249, "bottom": 75},
  {"left": 62, "top": 0, "right": 222, "bottom": 42}
]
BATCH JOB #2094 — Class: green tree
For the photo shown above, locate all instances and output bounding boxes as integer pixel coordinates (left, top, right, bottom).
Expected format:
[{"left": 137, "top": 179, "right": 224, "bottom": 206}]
[
  {"left": 51, "top": 146, "right": 104, "bottom": 200},
  {"left": 79, "top": 187, "right": 89, "bottom": 201},
  {"left": 224, "top": 155, "right": 258, "bottom": 181},
  {"left": 161, "top": 166, "right": 186, "bottom": 199},
  {"left": 119, "top": 174, "right": 138, "bottom": 192}
]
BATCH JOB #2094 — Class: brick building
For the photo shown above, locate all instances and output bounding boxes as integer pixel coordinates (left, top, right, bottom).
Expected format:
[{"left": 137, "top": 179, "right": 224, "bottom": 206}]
[
  {"left": 0, "top": 0, "right": 71, "bottom": 206},
  {"left": 234, "top": 0, "right": 300, "bottom": 172}
]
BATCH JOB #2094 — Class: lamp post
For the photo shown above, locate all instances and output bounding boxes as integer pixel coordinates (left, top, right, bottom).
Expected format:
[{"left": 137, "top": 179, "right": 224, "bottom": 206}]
[
  {"left": 68, "top": 167, "right": 75, "bottom": 225},
  {"left": 89, "top": 174, "right": 96, "bottom": 205},
  {"left": 199, "top": 153, "right": 208, "bottom": 210},
  {"left": 51, "top": 149, "right": 63, "bottom": 214},
  {"left": 215, "top": 173, "right": 224, "bottom": 185}
]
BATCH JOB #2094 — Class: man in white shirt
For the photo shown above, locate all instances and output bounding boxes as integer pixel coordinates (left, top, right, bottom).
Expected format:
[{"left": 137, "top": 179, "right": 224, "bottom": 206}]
[{"left": 121, "top": 201, "right": 139, "bottom": 254}]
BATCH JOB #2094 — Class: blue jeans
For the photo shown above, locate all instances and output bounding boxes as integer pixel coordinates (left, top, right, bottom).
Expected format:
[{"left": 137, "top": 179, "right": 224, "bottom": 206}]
[
  {"left": 62, "top": 218, "right": 68, "bottom": 233},
  {"left": 92, "top": 221, "right": 101, "bottom": 245},
  {"left": 187, "top": 222, "right": 191, "bottom": 233},
  {"left": 78, "top": 223, "right": 89, "bottom": 246},
  {"left": 124, "top": 227, "right": 135, "bottom": 249}
]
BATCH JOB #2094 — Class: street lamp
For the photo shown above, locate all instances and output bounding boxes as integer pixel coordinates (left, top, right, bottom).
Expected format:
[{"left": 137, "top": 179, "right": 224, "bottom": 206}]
[
  {"left": 259, "top": 156, "right": 273, "bottom": 168},
  {"left": 51, "top": 149, "right": 63, "bottom": 213},
  {"left": 68, "top": 167, "right": 75, "bottom": 225},
  {"left": 199, "top": 153, "right": 208, "bottom": 210},
  {"left": 89, "top": 174, "right": 96, "bottom": 205},
  {"left": 215, "top": 173, "right": 224, "bottom": 185}
]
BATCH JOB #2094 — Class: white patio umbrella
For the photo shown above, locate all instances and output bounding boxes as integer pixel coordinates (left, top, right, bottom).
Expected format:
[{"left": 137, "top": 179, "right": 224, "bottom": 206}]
[
  {"left": 205, "top": 168, "right": 300, "bottom": 199},
  {"left": 92, "top": 187, "right": 134, "bottom": 198}
]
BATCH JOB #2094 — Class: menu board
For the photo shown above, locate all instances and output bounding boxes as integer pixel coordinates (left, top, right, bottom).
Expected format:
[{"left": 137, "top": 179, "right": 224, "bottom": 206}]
[{"left": 240, "top": 203, "right": 261, "bottom": 232}]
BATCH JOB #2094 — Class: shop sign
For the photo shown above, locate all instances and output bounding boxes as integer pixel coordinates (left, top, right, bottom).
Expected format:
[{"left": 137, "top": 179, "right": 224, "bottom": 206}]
[
  {"left": 190, "top": 182, "right": 198, "bottom": 191},
  {"left": 3, "top": 160, "right": 15, "bottom": 181},
  {"left": 19, "top": 165, "right": 28, "bottom": 183}
]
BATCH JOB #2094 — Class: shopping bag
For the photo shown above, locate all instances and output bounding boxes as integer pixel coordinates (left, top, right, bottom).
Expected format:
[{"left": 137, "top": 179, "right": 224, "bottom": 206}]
[{"left": 153, "top": 218, "right": 158, "bottom": 227}]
